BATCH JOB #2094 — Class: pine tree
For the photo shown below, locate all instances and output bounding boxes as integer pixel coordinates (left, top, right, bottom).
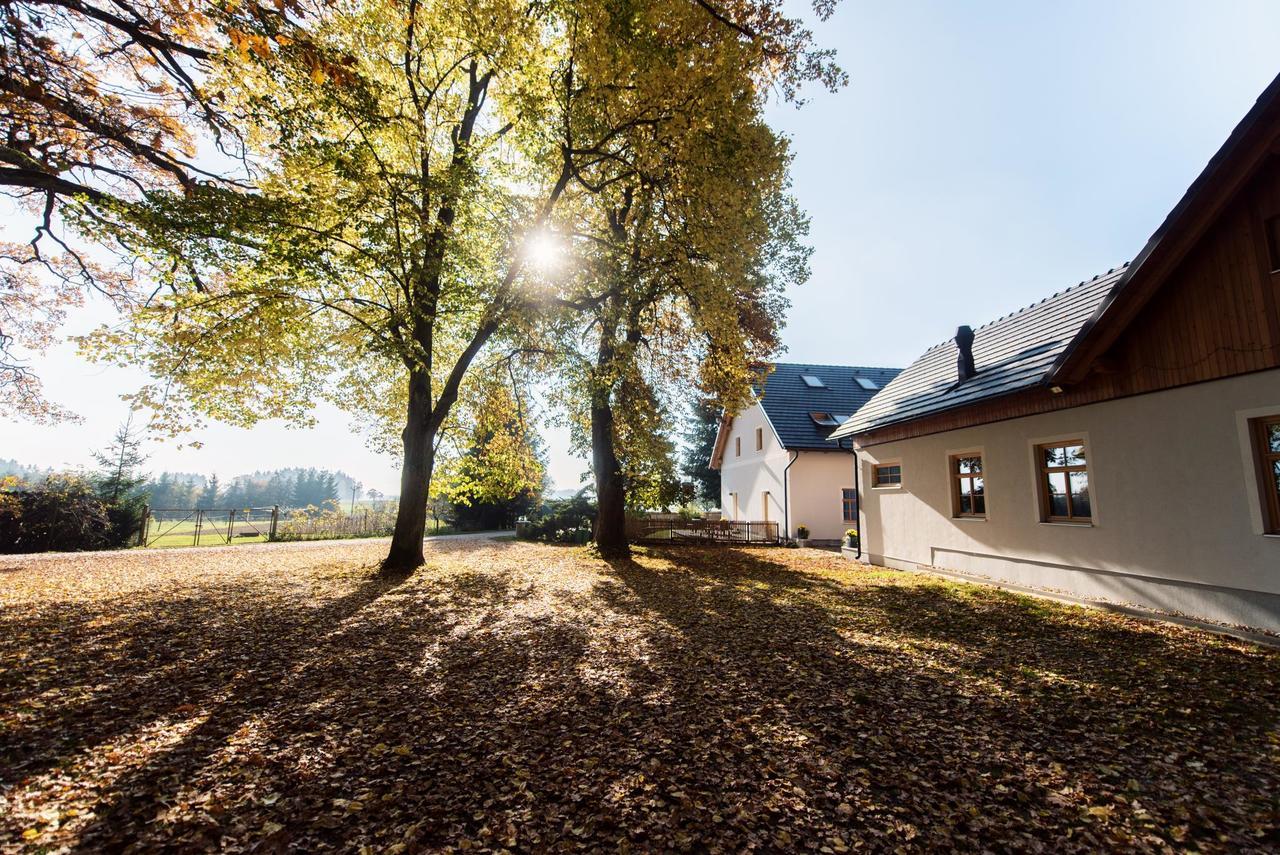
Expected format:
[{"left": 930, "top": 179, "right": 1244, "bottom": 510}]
[
  {"left": 92, "top": 414, "right": 149, "bottom": 504},
  {"left": 682, "top": 398, "right": 723, "bottom": 507},
  {"left": 199, "top": 474, "right": 221, "bottom": 508}
]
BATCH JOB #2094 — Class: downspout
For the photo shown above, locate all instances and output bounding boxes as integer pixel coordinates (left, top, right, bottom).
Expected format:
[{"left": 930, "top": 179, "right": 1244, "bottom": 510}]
[
  {"left": 836, "top": 436, "right": 862, "bottom": 559},
  {"left": 781, "top": 450, "right": 798, "bottom": 542},
  {"left": 852, "top": 444, "right": 862, "bottom": 560}
]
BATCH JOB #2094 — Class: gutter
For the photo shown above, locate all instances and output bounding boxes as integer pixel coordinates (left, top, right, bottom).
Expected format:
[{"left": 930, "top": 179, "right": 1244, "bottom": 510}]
[
  {"left": 852, "top": 443, "right": 862, "bottom": 560},
  {"left": 781, "top": 450, "right": 798, "bottom": 541}
]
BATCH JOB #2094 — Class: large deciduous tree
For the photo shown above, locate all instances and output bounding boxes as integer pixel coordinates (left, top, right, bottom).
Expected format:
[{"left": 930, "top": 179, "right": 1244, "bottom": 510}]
[
  {"left": 81, "top": 0, "right": 841, "bottom": 573},
  {"left": 548, "top": 99, "right": 808, "bottom": 557}
]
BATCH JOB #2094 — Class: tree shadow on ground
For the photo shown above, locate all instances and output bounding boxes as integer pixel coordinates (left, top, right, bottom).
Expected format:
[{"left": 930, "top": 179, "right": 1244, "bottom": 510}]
[
  {"left": 596, "top": 547, "right": 1280, "bottom": 850},
  {"left": 1, "top": 541, "right": 1276, "bottom": 852}
]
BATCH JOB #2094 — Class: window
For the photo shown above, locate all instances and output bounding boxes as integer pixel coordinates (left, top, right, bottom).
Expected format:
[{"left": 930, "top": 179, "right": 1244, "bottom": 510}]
[
  {"left": 950, "top": 454, "right": 985, "bottom": 518},
  {"left": 755, "top": 427, "right": 764, "bottom": 451},
  {"left": 809, "top": 411, "right": 839, "bottom": 426},
  {"left": 1266, "top": 215, "right": 1280, "bottom": 273},
  {"left": 842, "top": 488, "right": 857, "bottom": 523},
  {"left": 1252, "top": 416, "right": 1280, "bottom": 533},
  {"left": 801, "top": 374, "right": 826, "bottom": 388},
  {"left": 735, "top": 437, "right": 741, "bottom": 457},
  {"left": 1036, "top": 441, "right": 1091, "bottom": 523},
  {"left": 873, "top": 464, "right": 902, "bottom": 486},
  {"left": 855, "top": 377, "right": 880, "bottom": 391}
]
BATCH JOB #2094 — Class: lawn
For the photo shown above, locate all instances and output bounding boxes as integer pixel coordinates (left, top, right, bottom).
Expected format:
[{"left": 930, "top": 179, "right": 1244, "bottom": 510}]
[{"left": 2, "top": 540, "right": 1277, "bottom": 852}]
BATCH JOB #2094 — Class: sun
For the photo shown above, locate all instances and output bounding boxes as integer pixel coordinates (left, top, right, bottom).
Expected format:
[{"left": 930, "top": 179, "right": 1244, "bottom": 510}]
[{"left": 524, "top": 229, "right": 563, "bottom": 274}]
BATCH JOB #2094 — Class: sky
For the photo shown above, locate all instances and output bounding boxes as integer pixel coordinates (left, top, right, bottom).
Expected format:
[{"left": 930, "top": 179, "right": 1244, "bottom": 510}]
[{"left": 4, "top": 0, "right": 1280, "bottom": 495}]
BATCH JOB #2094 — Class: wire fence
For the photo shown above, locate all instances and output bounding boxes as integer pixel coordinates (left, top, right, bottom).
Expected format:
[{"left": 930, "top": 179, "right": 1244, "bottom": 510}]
[
  {"left": 141, "top": 507, "right": 279, "bottom": 548},
  {"left": 273, "top": 505, "right": 400, "bottom": 542},
  {"left": 139, "top": 503, "right": 408, "bottom": 547}
]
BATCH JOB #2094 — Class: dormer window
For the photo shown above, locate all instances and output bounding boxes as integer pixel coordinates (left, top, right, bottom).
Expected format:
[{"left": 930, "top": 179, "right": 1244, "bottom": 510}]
[
  {"left": 855, "top": 377, "right": 880, "bottom": 391},
  {"left": 801, "top": 374, "right": 826, "bottom": 388},
  {"left": 810, "top": 412, "right": 839, "bottom": 426}
]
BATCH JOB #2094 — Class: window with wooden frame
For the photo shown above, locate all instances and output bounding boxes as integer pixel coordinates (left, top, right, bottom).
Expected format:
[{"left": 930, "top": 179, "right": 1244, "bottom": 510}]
[
  {"left": 1252, "top": 416, "right": 1280, "bottom": 534},
  {"left": 735, "top": 437, "right": 741, "bottom": 457},
  {"left": 841, "top": 488, "right": 857, "bottom": 522},
  {"left": 755, "top": 427, "right": 764, "bottom": 451},
  {"left": 949, "top": 454, "right": 985, "bottom": 518},
  {"left": 873, "top": 463, "right": 902, "bottom": 486},
  {"left": 1036, "top": 441, "right": 1091, "bottom": 523}
]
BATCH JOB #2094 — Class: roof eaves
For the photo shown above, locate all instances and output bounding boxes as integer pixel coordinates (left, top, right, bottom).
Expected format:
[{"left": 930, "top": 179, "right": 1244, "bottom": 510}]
[{"left": 1049, "top": 70, "right": 1280, "bottom": 384}]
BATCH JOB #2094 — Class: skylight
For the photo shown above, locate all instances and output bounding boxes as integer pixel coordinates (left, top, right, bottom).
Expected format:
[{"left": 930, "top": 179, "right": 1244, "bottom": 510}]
[
  {"left": 855, "top": 377, "right": 880, "bottom": 391},
  {"left": 832, "top": 413, "right": 852, "bottom": 424},
  {"left": 801, "top": 374, "right": 826, "bottom": 388},
  {"left": 809, "top": 412, "right": 839, "bottom": 426}
]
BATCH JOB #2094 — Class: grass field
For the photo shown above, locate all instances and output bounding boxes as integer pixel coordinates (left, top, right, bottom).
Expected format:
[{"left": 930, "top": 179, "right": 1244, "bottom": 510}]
[
  {"left": 139, "top": 516, "right": 455, "bottom": 548},
  {"left": 2, "top": 539, "right": 1276, "bottom": 851}
]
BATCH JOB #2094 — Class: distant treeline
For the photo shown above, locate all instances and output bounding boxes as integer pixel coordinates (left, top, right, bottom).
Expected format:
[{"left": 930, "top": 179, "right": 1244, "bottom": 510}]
[
  {"left": 3, "top": 460, "right": 368, "bottom": 511},
  {"left": 145, "top": 468, "right": 363, "bottom": 510}
]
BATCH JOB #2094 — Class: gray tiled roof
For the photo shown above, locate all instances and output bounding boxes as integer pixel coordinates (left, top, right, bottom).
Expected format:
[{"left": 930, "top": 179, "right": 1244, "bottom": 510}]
[
  {"left": 754, "top": 362, "right": 903, "bottom": 449},
  {"left": 830, "top": 266, "right": 1127, "bottom": 439}
]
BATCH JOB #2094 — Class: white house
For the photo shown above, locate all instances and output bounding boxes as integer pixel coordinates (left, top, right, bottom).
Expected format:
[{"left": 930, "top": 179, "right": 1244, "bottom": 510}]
[
  {"left": 710, "top": 363, "right": 901, "bottom": 542},
  {"left": 831, "top": 72, "right": 1280, "bottom": 632}
]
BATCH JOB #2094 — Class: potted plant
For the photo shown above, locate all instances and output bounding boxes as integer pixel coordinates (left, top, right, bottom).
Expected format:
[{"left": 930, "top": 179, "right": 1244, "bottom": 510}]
[
  {"left": 795, "top": 524, "right": 810, "bottom": 547},
  {"left": 844, "top": 528, "right": 858, "bottom": 550}
]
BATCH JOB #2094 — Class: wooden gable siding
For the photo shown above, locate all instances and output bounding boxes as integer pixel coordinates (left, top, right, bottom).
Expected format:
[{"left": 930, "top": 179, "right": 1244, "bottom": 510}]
[{"left": 855, "top": 159, "right": 1280, "bottom": 448}]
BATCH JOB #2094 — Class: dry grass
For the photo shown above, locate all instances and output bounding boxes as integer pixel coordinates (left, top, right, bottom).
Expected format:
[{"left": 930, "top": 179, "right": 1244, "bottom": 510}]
[{"left": 2, "top": 540, "right": 1277, "bottom": 852}]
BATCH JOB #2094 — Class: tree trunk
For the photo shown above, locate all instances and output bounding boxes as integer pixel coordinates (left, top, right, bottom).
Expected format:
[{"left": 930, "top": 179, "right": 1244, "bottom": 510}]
[
  {"left": 591, "top": 391, "right": 629, "bottom": 559},
  {"left": 383, "top": 369, "right": 435, "bottom": 575}
]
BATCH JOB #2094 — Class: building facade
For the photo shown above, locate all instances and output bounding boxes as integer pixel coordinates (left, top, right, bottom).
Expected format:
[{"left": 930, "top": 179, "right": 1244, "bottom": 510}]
[
  {"left": 833, "top": 74, "right": 1280, "bottom": 631},
  {"left": 712, "top": 363, "right": 900, "bottom": 542}
]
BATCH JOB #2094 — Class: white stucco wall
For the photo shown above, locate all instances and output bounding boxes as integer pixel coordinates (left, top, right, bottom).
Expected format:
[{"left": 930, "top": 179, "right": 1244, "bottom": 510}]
[
  {"left": 856, "top": 368, "right": 1280, "bottom": 630},
  {"left": 718, "top": 403, "right": 857, "bottom": 540},
  {"left": 718, "top": 402, "right": 789, "bottom": 524},
  {"left": 787, "top": 451, "right": 858, "bottom": 541}
]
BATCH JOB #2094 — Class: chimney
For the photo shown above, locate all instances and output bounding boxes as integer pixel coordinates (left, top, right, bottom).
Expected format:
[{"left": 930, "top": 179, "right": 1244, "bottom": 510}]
[{"left": 955, "top": 325, "right": 976, "bottom": 382}]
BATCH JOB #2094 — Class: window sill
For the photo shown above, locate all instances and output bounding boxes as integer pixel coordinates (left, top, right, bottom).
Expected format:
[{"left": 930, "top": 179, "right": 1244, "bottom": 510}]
[
  {"left": 1039, "top": 521, "right": 1093, "bottom": 528},
  {"left": 951, "top": 516, "right": 987, "bottom": 523},
  {"left": 871, "top": 484, "right": 902, "bottom": 490}
]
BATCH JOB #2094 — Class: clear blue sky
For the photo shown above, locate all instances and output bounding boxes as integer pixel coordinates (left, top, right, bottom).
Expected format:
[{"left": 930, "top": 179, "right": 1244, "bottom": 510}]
[{"left": 4, "top": 0, "right": 1279, "bottom": 493}]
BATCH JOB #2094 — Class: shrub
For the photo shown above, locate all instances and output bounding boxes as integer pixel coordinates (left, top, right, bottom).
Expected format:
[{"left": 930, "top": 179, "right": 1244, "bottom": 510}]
[
  {"left": 0, "top": 475, "right": 120, "bottom": 553},
  {"left": 518, "top": 491, "right": 596, "bottom": 544},
  {"left": 796, "top": 524, "right": 810, "bottom": 539}
]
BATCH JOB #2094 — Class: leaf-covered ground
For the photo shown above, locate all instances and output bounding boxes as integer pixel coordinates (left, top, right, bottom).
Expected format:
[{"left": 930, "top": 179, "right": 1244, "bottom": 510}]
[{"left": 2, "top": 539, "right": 1277, "bottom": 852}]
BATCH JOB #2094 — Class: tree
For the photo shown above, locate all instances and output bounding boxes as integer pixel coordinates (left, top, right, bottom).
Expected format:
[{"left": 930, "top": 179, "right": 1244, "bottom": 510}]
[
  {"left": 548, "top": 85, "right": 809, "bottom": 556},
  {"left": 436, "top": 377, "right": 547, "bottom": 529},
  {"left": 197, "top": 474, "right": 220, "bottom": 508},
  {"left": 92, "top": 413, "right": 148, "bottom": 503},
  {"left": 0, "top": 0, "right": 296, "bottom": 417},
  {"left": 683, "top": 397, "right": 724, "bottom": 506},
  {"left": 82, "top": 0, "right": 842, "bottom": 574}
]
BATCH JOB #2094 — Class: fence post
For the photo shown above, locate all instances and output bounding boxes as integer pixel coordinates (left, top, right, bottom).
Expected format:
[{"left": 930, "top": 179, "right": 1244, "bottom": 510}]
[
  {"left": 193, "top": 509, "right": 202, "bottom": 547},
  {"left": 226, "top": 508, "right": 236, "bottom": 544},
  {"left": 269, "top": 505, "right": 279, "bottom": 541},
  {"left": 137, "top": 504, "right": 149, "bottom": 547}
]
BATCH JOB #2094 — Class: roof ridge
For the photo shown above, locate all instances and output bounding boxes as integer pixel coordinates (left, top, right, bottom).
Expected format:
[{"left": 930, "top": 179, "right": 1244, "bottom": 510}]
[
  {"left": 919, "top": 263, "right": 1129, "bottom": 354},
  {"left": 767, "top": 361, "right": 903, "bottom": 372}
]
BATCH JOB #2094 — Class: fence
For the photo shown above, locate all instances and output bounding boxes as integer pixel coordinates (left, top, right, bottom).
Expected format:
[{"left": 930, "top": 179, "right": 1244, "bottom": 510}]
[
  {"left": 631, "top": 516, "right": 779, "bottom": 545},
  {"left": 273, "top": 505, "right": 399, "bottom": 542},
  {"left": 141, "top": 506, "right": 279, "bottom": 547},
  {"left": 138, "top": 503, "right": 416, "bottom": 547}
]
